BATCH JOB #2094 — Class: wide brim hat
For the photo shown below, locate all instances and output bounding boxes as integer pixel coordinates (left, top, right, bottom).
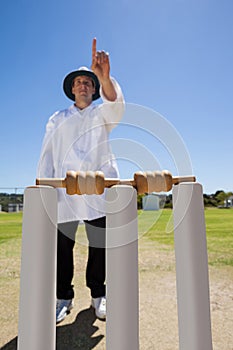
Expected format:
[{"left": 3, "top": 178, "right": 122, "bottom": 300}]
[{"left": 63, "top": 66, "right": 100, "bottom": 101}]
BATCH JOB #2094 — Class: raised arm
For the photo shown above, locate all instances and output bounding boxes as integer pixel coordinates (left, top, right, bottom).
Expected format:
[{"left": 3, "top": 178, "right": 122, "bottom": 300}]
[{"left": 91, "top": 38, "right": 117, "bottom": 101}]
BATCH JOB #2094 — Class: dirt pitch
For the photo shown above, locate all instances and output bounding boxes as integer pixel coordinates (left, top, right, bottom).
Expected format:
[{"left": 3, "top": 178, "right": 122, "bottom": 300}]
[{"left": 1, "top": 236, "right": 233, "bottom": 350}]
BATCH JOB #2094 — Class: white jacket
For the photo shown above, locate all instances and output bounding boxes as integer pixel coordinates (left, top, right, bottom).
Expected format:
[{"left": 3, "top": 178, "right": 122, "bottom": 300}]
[{"left": 37, "top": 78, "right": 125, "bottom": 223}]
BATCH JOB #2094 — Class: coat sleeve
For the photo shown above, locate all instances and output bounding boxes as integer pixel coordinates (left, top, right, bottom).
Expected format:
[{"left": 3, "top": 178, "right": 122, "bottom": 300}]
[
  {"left": 36, "top": 114, "right": 57, "bottom": 178},
  {"left": 98, "top": 77, "right": 125, "bottom": 131}
]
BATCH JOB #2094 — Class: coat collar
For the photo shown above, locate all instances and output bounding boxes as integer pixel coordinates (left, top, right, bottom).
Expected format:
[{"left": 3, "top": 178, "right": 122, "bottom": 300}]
[{"left": 69, "top": 103, "right": 94, "bottom": 116}]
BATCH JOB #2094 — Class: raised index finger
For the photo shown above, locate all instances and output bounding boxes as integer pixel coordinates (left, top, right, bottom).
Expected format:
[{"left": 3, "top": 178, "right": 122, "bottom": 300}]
[{"left": 92, "top": 38, "right": 97, "bottom": 61}]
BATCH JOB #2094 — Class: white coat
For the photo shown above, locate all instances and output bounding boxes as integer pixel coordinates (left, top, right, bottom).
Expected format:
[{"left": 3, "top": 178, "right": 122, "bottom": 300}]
[{"left": 37, "top": 78, "right": 125, "bottom": 223}]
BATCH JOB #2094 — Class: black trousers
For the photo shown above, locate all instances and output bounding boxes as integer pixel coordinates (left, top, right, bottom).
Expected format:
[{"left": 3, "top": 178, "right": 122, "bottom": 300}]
[{"left": 57, "top": 216, "right": 106, "bottom": 300}]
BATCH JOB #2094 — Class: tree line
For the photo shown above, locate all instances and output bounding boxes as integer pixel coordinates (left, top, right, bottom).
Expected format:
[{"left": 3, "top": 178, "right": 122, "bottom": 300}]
[
  {"left": 0, "top": 193, "right": 24, "bottom": 212},
  {"left": 137, "top": 190, "right": 233, "bottom": 209},
  {"left": 0, "top": 190, "right": 232, "bottom": 212}
]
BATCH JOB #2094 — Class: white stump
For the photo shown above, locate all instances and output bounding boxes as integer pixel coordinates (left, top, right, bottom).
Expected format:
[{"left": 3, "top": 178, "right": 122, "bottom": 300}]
[
  {"left": 18, "top": 186, "right": 57, "bottom": 350},
  {"left": 106, "top": 185, "right": 139, "bottom": 350},
  {"left": 172, "top": 182, "right": 213, "bottom": 350}
]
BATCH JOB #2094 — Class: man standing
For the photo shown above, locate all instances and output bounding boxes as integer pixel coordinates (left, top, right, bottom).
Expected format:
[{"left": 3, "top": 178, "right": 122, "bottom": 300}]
[{"left": 37, "top": 38, "right": 125, "bottom": 323}]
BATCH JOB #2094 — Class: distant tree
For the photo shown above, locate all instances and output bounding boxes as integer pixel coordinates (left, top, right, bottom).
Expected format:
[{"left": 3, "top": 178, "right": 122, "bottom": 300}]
[
  {"left": 214, "top": 190, "right": 228, "bottom": 206},
  {"left": 164, "top": 194, "right": 173, "bottom": 208},
  {"left": 223, "top": 191, "right": 233, "bottom": 207},
  {"left": 203, "top": 193, "right": 218, "bottom": 207},
  {"left": 203, "top": 190, "right": 233, "bottom": 207},
  {"left": 137, "top": 194, "right": 144, "bottom": 209},
  {"left": 0, "top": 193, "right": 23, "bottom": 211}
]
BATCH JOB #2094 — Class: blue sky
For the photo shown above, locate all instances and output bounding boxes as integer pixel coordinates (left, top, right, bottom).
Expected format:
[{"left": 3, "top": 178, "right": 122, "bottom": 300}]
[{"left": 0, "top": 0, "right": 233, "bottom": 194}]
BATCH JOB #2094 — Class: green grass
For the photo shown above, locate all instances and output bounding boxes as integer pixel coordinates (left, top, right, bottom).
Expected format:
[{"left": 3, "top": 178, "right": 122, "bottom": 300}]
[
  {"left": 138, "top": 209, "right": 175, "bottom": 245},
  {"left": 204, "top": 208, "right": 233, "bottom": 266},
  {"left": 139, "top": 208, "right": 233, "bottom": 267},
  {"left": 0, "top": 209, "right": 233, "bottom": 267},
  {"left": 0, "top": 212, "right": 23, "bottom": 243}
]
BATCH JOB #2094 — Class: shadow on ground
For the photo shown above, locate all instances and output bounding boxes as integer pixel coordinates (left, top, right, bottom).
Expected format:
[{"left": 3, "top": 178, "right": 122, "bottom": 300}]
[{"left": 1, "top": 306, "right": 104, "bottom": 350}]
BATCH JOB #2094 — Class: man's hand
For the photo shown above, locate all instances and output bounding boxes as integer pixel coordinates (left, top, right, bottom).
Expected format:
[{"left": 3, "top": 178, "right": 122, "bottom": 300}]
[
  {"left": 91, "top": 38, "right": 110, "bottom": 83},
  {"left": 91, "top": 38, "right": 117, "bottom": 101}
]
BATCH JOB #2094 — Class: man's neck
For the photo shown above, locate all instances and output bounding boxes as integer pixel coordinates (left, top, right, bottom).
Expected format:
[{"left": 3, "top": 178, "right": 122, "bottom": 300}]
[{"left": 74, "top": 99, "right": 92, "bottom": 110}]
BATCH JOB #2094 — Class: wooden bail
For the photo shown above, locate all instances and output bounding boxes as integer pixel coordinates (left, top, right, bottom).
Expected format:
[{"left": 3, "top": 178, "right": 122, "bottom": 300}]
[
  {"left": 134, "top": 170, "right": 173, "bottom": 194},
  {"left": 36, "top": 171, "right": 196, "bottom": 195},
  {"left": 66, "top": 171, "right": 77, "bottom": 195},
  {"left": 66, "top": 170, "right": 105, "bottom": 195},
  {"left": 134, "top": 172, "right": 148, "bottom": 194}
]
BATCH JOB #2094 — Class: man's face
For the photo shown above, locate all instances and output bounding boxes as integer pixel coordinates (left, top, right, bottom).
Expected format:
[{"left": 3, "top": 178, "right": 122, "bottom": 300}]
[{"left": 71, "top": 75, "right": 95, "bottom": 102}]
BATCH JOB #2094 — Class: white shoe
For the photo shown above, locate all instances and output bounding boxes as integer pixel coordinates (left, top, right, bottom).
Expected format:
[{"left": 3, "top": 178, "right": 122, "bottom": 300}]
[
  {"left": 56, "top": 299, "right": 74, "bottom": 324},
  {"left": 91, "top": 296, "right": 106, "bottom": 319}
]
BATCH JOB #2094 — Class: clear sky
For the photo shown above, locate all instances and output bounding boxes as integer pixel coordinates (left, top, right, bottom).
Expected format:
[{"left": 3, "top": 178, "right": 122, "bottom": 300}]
[{"left": 0, "top": 0, "right": 233, "bottom": 194}]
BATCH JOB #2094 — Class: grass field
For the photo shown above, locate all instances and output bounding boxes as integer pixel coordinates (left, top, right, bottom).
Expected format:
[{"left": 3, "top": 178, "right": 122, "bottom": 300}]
[
  {"left": 0, "top": 208, "right": 232, "bottom": 267},
  {"left": 138, "top": 208, "right": 233, "bottom": 267},
  {"left": 0, "top": 208, "right": 232, "bottom": 350}
]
